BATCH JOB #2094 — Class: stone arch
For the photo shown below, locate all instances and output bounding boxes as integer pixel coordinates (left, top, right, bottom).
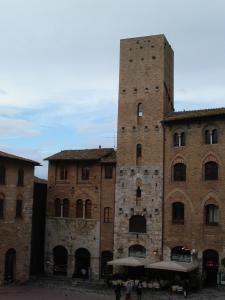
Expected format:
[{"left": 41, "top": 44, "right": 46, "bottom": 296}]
[
  {"left": 53, "top": 245, "right": 68, "bottom": 275},
  {"left": 203, "top": 249, "right": 219, "bottom": 286},
  {"left": 166, "top": 189, "right": 194, "bottom": 220},
  {"left": 74, "top": 248, "right": 91, "bottom": 278},
  {"left": 4, "top": 248, "right": 16, "bottom": 283}
]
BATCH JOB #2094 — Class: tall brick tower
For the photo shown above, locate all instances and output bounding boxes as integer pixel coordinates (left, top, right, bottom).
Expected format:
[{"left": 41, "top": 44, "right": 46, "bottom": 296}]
[{"left": 114, "top": 35, "right": 174, "bottom": 265}]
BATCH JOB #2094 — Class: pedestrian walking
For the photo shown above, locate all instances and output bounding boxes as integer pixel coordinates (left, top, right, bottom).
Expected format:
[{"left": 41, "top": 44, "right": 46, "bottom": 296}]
[
  {"left": 125, "top": 279, "right": 133, "bottom": 300},
  {"left": 114, "top": 281, "right": 122, "bottom": 300},
  {"left": 136, "top": 281, "right": 142, "bottom": 300},
  {"left": 183, "top": 279, "right": 189, "bottom": 298}
]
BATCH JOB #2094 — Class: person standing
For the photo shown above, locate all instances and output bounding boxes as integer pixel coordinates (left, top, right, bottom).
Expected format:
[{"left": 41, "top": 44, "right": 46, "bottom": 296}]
[
  {"left": 136, "top": 281, "right": 143, "bottom": 300},
  {"left": 125, "top": 279, "right": 133, "bottom": 300},
  {"left": 114, "top": 281, "right": 122, "bottom": 300}
]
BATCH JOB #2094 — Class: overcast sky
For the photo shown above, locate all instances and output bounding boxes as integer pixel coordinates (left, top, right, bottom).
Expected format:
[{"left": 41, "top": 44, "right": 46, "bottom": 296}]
[{"left": 0, "top": 0, "right": 225, "bottom": 178}]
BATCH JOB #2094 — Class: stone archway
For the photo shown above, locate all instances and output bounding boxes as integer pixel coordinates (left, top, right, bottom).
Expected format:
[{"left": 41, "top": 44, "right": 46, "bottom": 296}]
[
  {"left": 75, "top": 248, "right": 90, "bottom": 278},
  {"left": 203, "top": 249, "right": 219, "bottom": 286},
  {"left": 53, "top": 245, "right": 68, "bottom": 275},
  {"left": 4, "top": 248, "right": 16, "bottom": 283}
]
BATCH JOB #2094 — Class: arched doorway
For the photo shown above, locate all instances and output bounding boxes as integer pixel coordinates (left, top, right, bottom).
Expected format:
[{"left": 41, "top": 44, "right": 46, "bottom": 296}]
[
  {"left": 101, "top": 251, "right": 113, "bottom": 278},
  {"left": 75, "top": 248, "right": 90, "bottom": 278},
  {"left": 53, "top": 246, "right": 68, "bottom": 275},
  {"left": 4, "top": 248, "right": 16, "bottom": 283},
  {"left": 203, "top": 249, "right": 219, "bottom": 286}
]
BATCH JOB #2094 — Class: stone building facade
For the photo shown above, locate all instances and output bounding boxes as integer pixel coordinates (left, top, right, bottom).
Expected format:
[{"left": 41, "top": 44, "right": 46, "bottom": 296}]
[
  {"left": 44, "top": 148, "right": 116, "bottom": 279},
  {"left": 114, "top": 34, "right": 174, "bottom": 265},
  {"left": 0, "top": 151, "right": 40, "bottom": 285},
  {"left": 163, "top": 109, "right": 225, "bottom": 284}
]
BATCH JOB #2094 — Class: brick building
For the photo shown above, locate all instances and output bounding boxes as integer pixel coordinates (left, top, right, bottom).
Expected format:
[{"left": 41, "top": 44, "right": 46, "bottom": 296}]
[
  {"left": 0, "top": 151, "right": 40, "bottom": 285},
  {"left": 44, "top": 148, "right": 116, "bottom": 279},
  {"left": 113, "top": 34, "right": 225, "bottom": 285},
  {"left": 163, "top": 109, "right": 225, "bottom": 285}
]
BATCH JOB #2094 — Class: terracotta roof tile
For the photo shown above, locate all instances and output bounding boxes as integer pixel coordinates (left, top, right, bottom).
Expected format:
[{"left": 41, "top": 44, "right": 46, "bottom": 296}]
[
  {"left": 163, "top": 108, "right": 225, "bottom": 123},
  {"left": 0, "top": 150, "right": 41, "bottom": 166},
  {"left": 45, "top": 148, "right": 116, "bottom": 163}
]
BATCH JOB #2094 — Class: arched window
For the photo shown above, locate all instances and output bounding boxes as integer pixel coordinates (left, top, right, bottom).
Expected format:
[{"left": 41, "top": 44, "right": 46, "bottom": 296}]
[
  {"left": 137, "top": 103, "right": 143, "bottom": 117},
  {"left": 205, "top": 161, "right": 218, "bottom": 180},
  {"left": 173, "top": 163, "right": 186, "bottom": 181},
  {"left": 205, "top": 204, "right": 219, "bottom": 225},
  {"left": 129, "top": 245, "right": 146, "bottom": 258},
  {"left": 82, "top": 167, "right": 90, "bottom": 180},
  {"left": 15, "top": 199, "right": 23, "bottom": 218},
  {"left": 171, "top": 246, "right": 191, "bottom": 263},
  {"left": 63, "top": 198, "right": 69, "bottom": 218},
  {"left": 173, "top": 132, "right": 185, "bottom": 147},
  {"left": 59, "top": 165, "right": 67, "bottom": 180},
  {"left": 104, "top": 207, "right": 112, "bottom": 223},
  {"left": 129, "top": 215, "right": 146, "bottom": 233},
  {"left": 205, "top": 128, "right": 218, "bottom": 144},
  {"left": 136, "top": 186, "right": 141, "bottom": 198},
  {"left": 4, "top": 248, "right": 16, "bottom": 283},
  {"left": 76, "top": 199, "right": 83, "bottom": 218},
  {"left": 172, "top": 202, "right": 184, "bottom": 224},
  {"left": 0, "top": 194, "right": 4, "bottom": 219},
  {"left": 17, "top": 168, "right": 24, "bottom": 186},
  {"left": 0, "top": 165, "right": 6, "bottom": 185},
  {"left": 85, "top": 200, "right": 92, "bottom": 219},
  {"left": 55, "top": 198, "right": 61, "bottom": 217},
  {"left": 136, "top": 144, "right": 142, "bottom": 159}
]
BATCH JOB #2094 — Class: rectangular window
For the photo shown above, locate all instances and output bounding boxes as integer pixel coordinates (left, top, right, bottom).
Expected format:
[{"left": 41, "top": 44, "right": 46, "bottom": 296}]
[
  {"left": 104, "top": 207, "right": 112, "bottom": 223},
  {"left": 105, "top": 165, "right": 113, "bottom": 179},
  {"left": 82, "top": 167, "right": 90, "bottom": 180},
  {"left": 0, "top": 199, "right": 4, "bottom": 218},
  {"left": 16, "top": 200, "right": 23, "bottom": 218}
]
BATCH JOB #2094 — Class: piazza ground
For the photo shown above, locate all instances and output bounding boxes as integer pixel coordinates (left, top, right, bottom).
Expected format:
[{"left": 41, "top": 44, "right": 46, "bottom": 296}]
[{"left": 1, "top": 286, "right": 225, "bottom": 300}]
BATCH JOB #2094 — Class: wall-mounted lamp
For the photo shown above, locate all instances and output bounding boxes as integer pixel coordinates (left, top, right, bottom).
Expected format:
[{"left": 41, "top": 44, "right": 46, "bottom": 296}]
[{"left": 153, "top": 249, "right": 158, "bottom": 256}]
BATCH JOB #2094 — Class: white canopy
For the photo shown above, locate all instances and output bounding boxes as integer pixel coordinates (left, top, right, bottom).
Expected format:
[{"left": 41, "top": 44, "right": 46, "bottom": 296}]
[
  {"left": 148, "top": 260, "right": 198, "bottom": 272},
  {"left": 107, "top": 257, "right": 146, "bottom": 267}
]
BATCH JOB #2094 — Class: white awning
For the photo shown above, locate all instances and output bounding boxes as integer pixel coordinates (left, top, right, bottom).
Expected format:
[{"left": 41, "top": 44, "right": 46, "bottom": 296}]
[
  {"left": 107, "top": 257, "right": 146, "bottom": 267},
  {"left": 148, "top": 260, "right": 198, "bottom": 272}
]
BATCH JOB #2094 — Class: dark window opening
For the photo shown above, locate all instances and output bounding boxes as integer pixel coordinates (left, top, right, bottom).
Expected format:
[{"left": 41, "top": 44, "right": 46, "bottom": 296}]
[
  {"left": 172, "top": 202, "right": 184, "bottom": 224},
  {"left": 173, "top": 163, "right": 186, "bottom": 181},
  {"left": 82, "top": 167, "right": 90, "bottom": 180},
  {"left": 0, "top": 198, "right": 4, "bottom": 218},
  {"left": 105, "top": 165, "right": 113, "bottom": 179},
  {"left": 15, "top": 200, "right": 23, "bottom": 218},
  {"left": 173, "top": 132, "right": 185, "bottom": 147},
  {"left": 129, "top": 215, "right": 146, "bottom": 233},
  {"left": 59, "top": 166, "right": 67, "bottom": 180},
  {"left": 205, "top": 161, "right": 218, "bottom": 180},
  {"left": 136, "top": 144, "right": 142, "bottom": 159},
  {"left": 136, "top": 186, "right": 141, "bottom": 198},
  {"left": 17, "top": 168, "right": 24, "bottom": 186},
  {"left": 0, "top": 166, "right": 6, "bottom": 185},
  {"left": 205, "top": 128, "right": 218, "bottom": 144}
]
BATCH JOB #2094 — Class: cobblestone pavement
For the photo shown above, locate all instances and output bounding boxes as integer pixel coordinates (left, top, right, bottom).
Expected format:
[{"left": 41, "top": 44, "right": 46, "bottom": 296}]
[{"left": 1, "top": 281, "right": 225, "bottom": 300}]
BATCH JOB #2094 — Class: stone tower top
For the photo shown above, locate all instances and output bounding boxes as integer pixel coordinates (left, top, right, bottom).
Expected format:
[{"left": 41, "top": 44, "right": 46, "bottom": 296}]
[{"left": 117, "top": 34, "right": 174, "bottom": 166}]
